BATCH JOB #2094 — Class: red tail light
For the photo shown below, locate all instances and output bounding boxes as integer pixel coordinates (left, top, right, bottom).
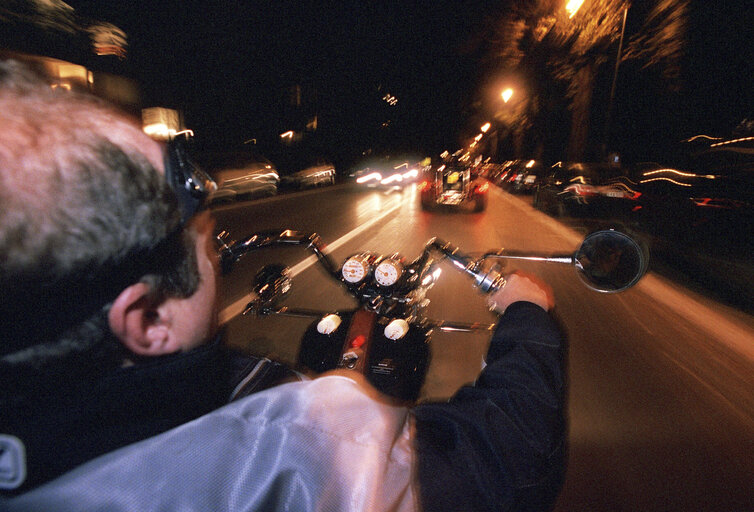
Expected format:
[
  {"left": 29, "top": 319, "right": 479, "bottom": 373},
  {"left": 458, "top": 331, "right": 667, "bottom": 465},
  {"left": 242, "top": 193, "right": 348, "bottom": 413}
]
[{"left": 691, "top": 197, "right": 739, "bottom": 209}]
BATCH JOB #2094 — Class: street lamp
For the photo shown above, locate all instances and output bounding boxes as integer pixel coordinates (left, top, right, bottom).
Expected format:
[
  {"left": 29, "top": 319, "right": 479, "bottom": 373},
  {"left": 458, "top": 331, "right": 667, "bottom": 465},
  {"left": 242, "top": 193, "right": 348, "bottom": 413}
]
[
  {"left": 566, "top": 0, "right": 584, "bottom": 18},
  {"left": 501, "top": 88, "right": 513, "bottom": 103}
]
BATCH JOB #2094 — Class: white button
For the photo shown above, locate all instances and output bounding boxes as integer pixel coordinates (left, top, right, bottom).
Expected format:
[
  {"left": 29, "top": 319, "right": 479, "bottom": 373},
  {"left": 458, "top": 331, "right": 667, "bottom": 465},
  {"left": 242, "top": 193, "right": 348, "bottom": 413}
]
[
  {"left": 317, "top": 314, "right": 342, "bottom": 335},
  {"left": 384, "top": 319, "right": 410, "bottom": 340}
]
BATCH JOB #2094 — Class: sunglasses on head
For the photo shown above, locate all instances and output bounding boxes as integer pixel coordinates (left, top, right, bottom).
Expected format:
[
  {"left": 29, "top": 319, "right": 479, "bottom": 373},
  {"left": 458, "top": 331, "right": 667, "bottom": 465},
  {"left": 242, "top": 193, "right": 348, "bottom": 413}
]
[{"left": 164, "top": 131, "right": 216, "bottom": 224}]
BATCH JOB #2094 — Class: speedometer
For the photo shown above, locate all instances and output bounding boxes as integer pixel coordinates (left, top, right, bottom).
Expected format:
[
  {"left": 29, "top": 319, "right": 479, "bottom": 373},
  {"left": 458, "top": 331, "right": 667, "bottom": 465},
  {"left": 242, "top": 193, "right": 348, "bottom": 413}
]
[
  {"left": 375, "top": 259, "right": 402, "bottom": 287},
  {"left": 342, "top": 256, "right": 369, "bottom": 283}
]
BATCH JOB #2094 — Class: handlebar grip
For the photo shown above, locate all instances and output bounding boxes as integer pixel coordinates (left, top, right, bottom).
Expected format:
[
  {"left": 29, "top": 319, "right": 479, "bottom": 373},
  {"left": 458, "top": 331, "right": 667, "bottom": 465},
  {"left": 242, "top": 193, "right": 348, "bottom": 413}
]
[
  {"left": 474, "top": 267, "right": 506, "bottom": 293},
  {"left": 428, "top": 238, "right": 506, "bottom": 293}
]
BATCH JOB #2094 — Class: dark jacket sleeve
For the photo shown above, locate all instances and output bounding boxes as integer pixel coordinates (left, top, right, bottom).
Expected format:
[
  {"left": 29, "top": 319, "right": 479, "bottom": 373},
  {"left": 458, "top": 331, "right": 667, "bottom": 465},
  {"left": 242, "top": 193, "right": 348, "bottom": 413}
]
[{"left": 412, "top": 301, "right": 566, "bottom": 511}]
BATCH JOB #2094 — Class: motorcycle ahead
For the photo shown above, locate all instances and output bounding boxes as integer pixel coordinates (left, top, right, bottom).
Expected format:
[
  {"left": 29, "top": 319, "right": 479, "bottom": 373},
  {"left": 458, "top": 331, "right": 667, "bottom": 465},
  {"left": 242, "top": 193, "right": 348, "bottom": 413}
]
[{"left": 217, "top": 229, "right": 648, "bottom": 402}]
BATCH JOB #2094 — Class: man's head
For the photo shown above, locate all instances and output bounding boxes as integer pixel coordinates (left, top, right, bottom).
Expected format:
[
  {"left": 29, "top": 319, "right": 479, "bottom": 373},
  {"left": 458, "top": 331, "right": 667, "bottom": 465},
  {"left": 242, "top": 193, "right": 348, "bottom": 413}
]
[{"left": 0, "top": 60, "right": 219, "bottom": 383}]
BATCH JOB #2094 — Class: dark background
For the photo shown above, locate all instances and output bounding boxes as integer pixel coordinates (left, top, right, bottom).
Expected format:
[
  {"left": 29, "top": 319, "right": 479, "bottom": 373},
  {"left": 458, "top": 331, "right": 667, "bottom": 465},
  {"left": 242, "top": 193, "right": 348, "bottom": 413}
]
[
  {"left": 64, "top": 1, "right": 489, "bottom": 164},
  {"left": 15, "top": 1, "right": 754, "bottom": 169}
]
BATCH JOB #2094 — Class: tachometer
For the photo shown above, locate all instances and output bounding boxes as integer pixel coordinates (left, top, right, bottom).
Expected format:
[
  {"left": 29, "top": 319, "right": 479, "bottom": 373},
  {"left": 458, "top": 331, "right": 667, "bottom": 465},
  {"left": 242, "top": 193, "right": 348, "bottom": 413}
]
[
  {"left": 375, "top": 259, "right": 402, "bottom": 287},
  {"left": 342, "top": 255, "right": 370, "bottom": 283}
]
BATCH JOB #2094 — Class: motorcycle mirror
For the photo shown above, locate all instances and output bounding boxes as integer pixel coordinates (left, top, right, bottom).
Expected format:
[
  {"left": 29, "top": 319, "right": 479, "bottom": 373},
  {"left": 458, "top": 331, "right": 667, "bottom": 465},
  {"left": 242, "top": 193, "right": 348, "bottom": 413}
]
[
  {"left": 250, "top": 264, "right": 292, "bottom": 307},
  {"left": 574, "top": 230, "right": 648, "bottom": 293}
]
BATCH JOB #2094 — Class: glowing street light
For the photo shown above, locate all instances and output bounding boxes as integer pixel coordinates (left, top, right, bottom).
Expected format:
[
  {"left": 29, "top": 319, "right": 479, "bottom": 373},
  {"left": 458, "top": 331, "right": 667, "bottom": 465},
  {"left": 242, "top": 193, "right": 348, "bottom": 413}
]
[
  {"left": 566, "top": 0, "right": 584, "bottom": 18},
  {"left": 501, "top": 88, "right": 513, "bottom": 103},
  {"left": 481, "top": 122, "right": 491, "bottom": 133}
]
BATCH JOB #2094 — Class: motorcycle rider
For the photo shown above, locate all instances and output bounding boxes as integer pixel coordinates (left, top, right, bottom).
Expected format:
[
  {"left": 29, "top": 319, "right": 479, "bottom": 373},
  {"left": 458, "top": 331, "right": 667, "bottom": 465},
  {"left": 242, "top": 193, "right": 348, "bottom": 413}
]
[{"left": 0, "top": 60, "right": 565, "bottom": 511}]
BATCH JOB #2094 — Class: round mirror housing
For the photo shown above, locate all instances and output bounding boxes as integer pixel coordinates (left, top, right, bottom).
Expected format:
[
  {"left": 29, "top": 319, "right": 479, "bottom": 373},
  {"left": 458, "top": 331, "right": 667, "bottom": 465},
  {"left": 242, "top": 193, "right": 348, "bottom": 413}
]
[
  {"left": 574, "top": 230, "right": 648, "bottom": 293},
  {"left": 251, "top": 264, "right": 292, "bottom": 307}
]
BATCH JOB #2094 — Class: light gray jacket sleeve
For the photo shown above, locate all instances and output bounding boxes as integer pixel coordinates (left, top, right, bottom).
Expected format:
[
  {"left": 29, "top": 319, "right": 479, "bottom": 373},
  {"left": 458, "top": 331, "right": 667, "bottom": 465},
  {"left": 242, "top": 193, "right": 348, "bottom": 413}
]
[{"left": 2, "top": 375, "right": 417, "bottom": 512}]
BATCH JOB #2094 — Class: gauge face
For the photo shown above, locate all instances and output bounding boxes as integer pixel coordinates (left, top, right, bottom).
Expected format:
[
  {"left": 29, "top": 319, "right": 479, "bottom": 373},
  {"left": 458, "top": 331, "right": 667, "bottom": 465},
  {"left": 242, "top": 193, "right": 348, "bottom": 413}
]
[
  {"left": 375, "top": 259, "right": 402, "bottom": 287},
  {"left": 342, "top": 256, "right": 368, "bottom": 283}
]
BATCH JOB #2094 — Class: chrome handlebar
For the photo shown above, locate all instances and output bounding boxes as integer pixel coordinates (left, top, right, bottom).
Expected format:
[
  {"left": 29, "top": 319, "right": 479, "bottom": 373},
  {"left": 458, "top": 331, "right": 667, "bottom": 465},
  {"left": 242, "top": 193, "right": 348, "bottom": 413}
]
[{"left": 219, "top": 230, "right": 510, "bottom": 294}]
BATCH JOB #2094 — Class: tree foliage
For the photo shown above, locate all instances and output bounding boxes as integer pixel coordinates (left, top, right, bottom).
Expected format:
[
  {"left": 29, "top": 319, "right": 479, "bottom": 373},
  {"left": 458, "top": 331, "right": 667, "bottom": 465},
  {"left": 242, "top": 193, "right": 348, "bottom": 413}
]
[
  {"left": 0, "top": 0, "right": 78, "bottom": 33},
  {"left": 622, "top": 0, "right": 688, "bottom": 87},
  {"left": 477, "top": 0, "right": 688, "bottom": 159}
]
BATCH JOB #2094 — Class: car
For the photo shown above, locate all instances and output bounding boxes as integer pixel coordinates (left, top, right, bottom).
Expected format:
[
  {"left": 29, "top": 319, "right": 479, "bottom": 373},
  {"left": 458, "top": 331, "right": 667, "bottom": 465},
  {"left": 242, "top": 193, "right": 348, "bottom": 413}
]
[
  {"left": 630, "top": 141, "right": 754, "bottom": 259},
  {"left": 488, "top": 160, "right": 520, "bottom": 189},
  {"left": 205, "top": 153, "right": 279, "bottom": 204},
  {"left": 477, "top": 162, "right": 505, "bottom": 181},
  {"left": 350, "top": 156, "right": 426, "bottom": 189},
  {"left": 500, "top": 159, "right": 546, "bottom": 194},
  {"left": 279, "top": 159, "right": 336, "bottom": 189},
  {"left": 419, "top": 157, "right": 489, "bottom": 212},
  {"left": 532, "top": 161, "right": 640, "bottom": 218}
]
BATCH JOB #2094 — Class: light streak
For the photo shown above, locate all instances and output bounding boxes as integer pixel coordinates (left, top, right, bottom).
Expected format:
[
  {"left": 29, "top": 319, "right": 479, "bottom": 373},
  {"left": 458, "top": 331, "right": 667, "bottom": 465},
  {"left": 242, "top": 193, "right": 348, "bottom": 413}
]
[
  {"left": 710, "top": 136, "right": 754, "bottom": 147},
  {"left": 356, "top": 172, "right": 382, "bottom": 184},
  {"left": 639, "top": 177, "right": 692, "bottom": 187},
  {"left": 684, "top": 134, "right": 722, "bottom": 142},
  {"left": 642, "top": 169, "right": 716, "bottom": 179}
]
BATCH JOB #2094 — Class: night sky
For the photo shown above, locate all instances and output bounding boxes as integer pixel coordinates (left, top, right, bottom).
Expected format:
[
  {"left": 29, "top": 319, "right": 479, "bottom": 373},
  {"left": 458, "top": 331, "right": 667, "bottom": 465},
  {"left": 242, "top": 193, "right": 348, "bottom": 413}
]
[
  {"left": 64, "top": 1, "right": 493, "bottom": 159},
  {"left": 42, "top": 2, "right": 754, "bottom": 166}
]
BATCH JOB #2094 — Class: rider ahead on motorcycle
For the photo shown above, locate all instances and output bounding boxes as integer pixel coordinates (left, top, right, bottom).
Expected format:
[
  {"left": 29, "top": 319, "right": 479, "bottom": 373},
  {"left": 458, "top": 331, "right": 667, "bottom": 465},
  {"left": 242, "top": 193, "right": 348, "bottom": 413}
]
[{"left": 0, "top": 60, "right": 565, "bottom": 511}]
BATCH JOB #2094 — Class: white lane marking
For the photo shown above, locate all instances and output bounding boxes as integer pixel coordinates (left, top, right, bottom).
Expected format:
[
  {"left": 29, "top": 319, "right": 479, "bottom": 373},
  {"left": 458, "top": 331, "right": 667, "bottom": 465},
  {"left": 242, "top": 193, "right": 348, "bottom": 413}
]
[{"left": 219, "top": 199, "right": 403, "bottom": 323}]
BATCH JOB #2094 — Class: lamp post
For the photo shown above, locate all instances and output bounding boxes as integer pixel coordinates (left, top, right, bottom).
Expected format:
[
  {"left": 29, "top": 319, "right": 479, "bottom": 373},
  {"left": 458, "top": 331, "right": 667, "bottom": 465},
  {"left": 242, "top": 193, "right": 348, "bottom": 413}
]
[
  {"left": 603, "top": 6, "right": 628, "bottom": 158},
  {"left": 565, "top": 0, "right": 628, "bottom": 159}
]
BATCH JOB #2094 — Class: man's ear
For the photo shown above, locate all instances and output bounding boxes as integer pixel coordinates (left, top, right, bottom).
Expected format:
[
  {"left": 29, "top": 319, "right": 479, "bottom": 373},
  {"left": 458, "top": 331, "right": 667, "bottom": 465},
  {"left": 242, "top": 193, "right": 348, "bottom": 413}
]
[{"left": 108, "top": 282, "right": 182, "bottom": 357}]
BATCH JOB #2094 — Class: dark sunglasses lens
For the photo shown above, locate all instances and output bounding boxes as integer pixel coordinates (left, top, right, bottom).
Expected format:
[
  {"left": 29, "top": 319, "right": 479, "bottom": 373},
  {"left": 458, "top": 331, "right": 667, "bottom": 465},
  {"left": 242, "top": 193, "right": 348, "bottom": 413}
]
[{"left": 165, "top": 135, "right": 215, "bottom": 222}]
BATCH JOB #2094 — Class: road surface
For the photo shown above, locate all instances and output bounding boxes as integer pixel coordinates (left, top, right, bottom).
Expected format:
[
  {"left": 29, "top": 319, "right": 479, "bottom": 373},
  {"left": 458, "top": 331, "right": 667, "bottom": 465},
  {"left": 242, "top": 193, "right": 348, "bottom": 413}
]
[{"left": 212, "top": 183, "right": 754, "bottom": 511}]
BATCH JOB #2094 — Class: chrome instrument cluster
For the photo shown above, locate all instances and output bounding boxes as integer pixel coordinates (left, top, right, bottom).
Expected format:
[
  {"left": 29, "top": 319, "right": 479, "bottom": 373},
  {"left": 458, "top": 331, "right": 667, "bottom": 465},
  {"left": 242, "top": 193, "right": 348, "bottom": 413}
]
[
  {"left": 341, "top": 253, "right": 372, "bottom": 283},
  {"left": 341, "top": 253, "right": 404, "bottom": 288},
  {"left": 374, "top": 258, "right": 402, "bottom": 286}
]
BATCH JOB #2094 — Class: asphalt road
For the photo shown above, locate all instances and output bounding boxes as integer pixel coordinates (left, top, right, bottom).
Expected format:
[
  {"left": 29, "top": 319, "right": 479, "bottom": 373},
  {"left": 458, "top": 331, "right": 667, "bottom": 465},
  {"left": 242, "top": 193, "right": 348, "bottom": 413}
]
[{"left": 212, "top": 183, "right": 754, "bottom": 511}]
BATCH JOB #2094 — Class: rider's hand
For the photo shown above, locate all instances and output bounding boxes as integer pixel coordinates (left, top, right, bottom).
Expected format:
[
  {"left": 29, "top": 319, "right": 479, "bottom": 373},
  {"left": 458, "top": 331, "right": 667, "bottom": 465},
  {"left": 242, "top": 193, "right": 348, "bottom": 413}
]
[{"left": 486, "top": 271, "right": 554, "bottom": 314}]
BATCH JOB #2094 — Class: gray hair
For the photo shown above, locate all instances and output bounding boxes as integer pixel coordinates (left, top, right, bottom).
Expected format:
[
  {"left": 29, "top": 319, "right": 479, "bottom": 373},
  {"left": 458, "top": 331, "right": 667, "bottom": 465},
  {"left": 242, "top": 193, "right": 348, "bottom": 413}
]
[{"left": 0, "top": 60, "right": 200, "bottom": 386}]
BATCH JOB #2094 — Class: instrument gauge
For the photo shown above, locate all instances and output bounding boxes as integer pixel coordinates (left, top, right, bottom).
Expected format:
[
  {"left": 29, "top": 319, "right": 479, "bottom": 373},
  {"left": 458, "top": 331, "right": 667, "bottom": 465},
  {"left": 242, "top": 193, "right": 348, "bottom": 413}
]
[
  {"left": 375, "top": 259, "right": 403, "bottom": 287},
  {"left": 342, "top": 255, "right": 369, "bottom": 283}
]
